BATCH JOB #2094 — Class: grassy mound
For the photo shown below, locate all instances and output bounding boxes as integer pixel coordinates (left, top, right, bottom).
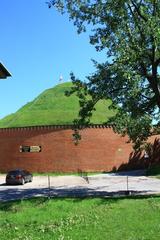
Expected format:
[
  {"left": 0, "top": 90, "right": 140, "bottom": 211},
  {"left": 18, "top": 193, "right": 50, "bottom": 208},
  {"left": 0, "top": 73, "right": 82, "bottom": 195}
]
[{"left": 0, "top": 82, "right": 116, "bottom": 128}]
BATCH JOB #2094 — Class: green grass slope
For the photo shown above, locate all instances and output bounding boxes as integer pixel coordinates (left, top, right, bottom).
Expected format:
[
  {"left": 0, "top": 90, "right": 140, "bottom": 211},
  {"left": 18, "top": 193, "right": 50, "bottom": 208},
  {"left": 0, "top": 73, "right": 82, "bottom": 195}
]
[{"left": 0, "top": 82, "right": 116, "bottom": 128}]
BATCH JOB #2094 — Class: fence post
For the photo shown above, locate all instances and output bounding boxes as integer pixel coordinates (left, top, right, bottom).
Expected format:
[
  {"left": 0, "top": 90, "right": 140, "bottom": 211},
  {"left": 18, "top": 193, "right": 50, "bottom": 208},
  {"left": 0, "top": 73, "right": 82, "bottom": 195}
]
[
  {"left": 127, "top": 176, "right": 128, "bottom": 191},
  {"left": 48, "top": 174, "right": 51, "bottom": 199},
  {"left": 126, "top": 176, "right": 130, "bottom": 195}
]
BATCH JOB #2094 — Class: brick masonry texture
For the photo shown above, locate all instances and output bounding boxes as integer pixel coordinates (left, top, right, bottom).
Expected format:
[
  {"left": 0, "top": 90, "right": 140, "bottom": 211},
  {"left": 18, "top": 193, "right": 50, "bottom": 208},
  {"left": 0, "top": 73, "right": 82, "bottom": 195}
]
[{"left": 0, "top": 126, "right": 157, "bottom": 173}]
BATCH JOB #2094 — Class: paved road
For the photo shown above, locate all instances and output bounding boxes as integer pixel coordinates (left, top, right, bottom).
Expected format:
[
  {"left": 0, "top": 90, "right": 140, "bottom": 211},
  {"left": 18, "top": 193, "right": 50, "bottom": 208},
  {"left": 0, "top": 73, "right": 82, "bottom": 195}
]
[{"left": 0, "top": 170, "right": 160, "bottom": 201}]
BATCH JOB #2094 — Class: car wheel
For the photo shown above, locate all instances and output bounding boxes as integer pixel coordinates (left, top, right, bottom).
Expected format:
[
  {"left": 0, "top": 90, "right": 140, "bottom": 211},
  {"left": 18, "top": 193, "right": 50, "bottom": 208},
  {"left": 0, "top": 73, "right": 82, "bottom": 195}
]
[
  {"left": 21, "top": 178, "right": 25, "bottom": 185},
  {"left": 29, "top": 176, "right": 33, "bottom": 182}
]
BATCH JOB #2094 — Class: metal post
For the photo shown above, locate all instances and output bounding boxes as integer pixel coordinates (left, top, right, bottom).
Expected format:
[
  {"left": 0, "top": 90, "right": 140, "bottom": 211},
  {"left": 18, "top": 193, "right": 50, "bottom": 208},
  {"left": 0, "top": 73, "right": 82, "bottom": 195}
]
[
  {"left": 126, "top": 176, "right": 130, "bottom": 195},
  {"left": 48, "top": 174, "right": 51, "bottom": 199},
  {"left": 127, "top": 176, "right": 129, "bottom": 191}
]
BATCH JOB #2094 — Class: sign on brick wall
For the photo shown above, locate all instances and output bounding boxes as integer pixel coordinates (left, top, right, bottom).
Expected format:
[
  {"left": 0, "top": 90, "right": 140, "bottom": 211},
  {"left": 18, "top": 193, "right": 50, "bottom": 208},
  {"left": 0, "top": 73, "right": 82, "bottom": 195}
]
[{"left": 20, "top": 146, "right": 41, "bottom": 152}]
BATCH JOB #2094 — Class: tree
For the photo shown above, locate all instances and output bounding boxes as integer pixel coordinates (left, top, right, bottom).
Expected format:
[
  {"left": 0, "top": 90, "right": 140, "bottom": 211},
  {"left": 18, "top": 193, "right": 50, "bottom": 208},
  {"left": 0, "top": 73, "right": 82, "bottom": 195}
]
[{"left": 48, "top": 0, "right": 160, "bottom": 149}]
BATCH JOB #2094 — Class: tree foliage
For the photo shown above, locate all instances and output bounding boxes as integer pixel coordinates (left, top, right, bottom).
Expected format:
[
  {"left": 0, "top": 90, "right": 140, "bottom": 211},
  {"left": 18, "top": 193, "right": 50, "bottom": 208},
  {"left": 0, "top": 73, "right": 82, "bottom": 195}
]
[{"left": 48, "top": 0, "right": 160, "bottom": 149}]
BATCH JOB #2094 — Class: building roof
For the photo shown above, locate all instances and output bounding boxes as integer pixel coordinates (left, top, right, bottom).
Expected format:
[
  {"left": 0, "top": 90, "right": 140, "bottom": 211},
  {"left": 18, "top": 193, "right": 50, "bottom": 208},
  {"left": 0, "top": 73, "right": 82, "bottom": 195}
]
[{"left": 0, "top": 62, "right": 11, "bottom": 79}]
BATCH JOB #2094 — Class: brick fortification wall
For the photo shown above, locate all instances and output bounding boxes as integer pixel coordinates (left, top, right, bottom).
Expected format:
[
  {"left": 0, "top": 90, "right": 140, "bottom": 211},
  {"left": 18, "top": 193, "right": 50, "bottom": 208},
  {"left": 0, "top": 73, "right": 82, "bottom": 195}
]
[{"left": 0, "top": 125, "right": 146, "bottom": 173}]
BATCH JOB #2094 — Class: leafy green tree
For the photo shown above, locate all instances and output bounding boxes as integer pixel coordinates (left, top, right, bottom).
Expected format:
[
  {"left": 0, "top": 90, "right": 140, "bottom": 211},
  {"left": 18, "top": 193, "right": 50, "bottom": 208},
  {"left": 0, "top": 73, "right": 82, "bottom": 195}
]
[{"left": 48, "top": 0, "right": 160, "bottom": 149}]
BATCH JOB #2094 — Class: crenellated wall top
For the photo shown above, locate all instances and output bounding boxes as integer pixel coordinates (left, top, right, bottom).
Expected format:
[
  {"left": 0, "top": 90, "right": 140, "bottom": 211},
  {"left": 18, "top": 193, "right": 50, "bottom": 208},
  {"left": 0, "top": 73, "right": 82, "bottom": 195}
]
[{"left": 0, "top": 124, "right": 114, "bottom": 132}]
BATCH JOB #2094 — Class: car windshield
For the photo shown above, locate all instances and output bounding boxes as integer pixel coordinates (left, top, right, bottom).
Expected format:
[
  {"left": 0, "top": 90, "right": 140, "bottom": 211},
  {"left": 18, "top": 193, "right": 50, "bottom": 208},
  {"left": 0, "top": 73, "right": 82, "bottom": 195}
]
[{"left": 8, "top": 170, "right": 23, "bottom": 175}]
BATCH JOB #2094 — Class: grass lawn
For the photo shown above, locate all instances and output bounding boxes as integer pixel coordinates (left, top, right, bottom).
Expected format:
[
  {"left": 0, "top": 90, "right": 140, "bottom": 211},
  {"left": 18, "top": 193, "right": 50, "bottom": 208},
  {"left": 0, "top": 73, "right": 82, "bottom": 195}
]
[
  {"left": 32, "top": 172, "right": 101, "bottom": 177},
  {"left": 0, "top": 196, "right": 160, "bottom": 240}
]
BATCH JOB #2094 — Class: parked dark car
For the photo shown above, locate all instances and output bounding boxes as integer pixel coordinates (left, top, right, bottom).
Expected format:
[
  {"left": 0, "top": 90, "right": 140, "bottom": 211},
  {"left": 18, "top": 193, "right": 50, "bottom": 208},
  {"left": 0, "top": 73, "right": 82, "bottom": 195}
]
[{"left": 6, "top": 169, "right": 33, "bottom": 185}]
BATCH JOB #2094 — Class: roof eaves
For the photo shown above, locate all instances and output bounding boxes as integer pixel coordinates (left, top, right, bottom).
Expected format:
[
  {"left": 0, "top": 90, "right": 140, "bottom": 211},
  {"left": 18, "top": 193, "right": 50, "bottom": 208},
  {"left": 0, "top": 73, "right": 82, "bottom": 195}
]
[{"left": 0, "top": 62, "right": 12, "bottom": 79}]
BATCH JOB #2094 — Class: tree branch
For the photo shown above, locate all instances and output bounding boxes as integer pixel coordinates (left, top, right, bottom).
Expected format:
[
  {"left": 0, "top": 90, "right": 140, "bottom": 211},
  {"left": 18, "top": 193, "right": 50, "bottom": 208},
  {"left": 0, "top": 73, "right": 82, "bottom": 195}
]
[
  {"left": 108, "top": 87, "right": 128, "bottom": 95},
  {"left": 130, "top": 0, "right": 148, "bottom": 22}
]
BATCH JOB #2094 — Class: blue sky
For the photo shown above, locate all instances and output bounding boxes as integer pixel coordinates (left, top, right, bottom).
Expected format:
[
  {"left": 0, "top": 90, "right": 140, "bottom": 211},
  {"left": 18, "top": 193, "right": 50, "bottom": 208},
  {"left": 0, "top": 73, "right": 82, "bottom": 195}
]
[{"left": 0, "top": 0, "right": 106, "bottom": 119}]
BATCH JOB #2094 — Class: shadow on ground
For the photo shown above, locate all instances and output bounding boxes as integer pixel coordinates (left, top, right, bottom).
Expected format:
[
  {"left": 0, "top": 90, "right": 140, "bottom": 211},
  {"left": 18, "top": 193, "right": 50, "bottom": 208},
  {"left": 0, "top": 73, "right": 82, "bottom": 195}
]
[{"left": 0, "top": 185, "right": 157, "bottom": 203}]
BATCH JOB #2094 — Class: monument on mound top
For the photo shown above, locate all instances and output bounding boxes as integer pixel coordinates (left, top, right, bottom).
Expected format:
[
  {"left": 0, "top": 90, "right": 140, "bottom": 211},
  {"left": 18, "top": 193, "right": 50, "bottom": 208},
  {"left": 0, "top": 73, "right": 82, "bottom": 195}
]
[{"left": 59, "top": 74, "right": 63, "bottom": 84}]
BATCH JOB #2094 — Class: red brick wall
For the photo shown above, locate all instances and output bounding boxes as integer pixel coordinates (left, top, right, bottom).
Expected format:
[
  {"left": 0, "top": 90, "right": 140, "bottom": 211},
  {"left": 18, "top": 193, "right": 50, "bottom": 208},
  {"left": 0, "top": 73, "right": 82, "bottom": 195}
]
[{"left": 0, "top": 126, "right": 141, "bottom": 173}]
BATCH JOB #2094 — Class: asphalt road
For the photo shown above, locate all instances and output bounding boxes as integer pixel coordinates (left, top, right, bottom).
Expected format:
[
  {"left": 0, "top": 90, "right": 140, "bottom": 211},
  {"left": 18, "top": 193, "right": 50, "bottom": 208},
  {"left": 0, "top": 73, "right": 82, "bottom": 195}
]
[{"left": 0, "top": 170, "right": 160, "bottom": 201}]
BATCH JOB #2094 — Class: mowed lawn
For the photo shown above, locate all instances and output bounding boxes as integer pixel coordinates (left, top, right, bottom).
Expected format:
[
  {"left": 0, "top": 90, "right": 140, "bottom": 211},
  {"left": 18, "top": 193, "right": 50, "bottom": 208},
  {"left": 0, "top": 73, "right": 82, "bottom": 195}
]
[{"left": 0, "top": 197, "right": 160, "bottom": 240}]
